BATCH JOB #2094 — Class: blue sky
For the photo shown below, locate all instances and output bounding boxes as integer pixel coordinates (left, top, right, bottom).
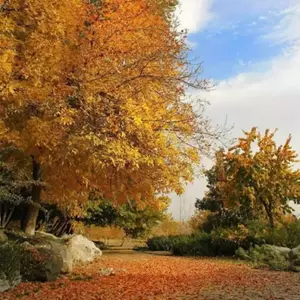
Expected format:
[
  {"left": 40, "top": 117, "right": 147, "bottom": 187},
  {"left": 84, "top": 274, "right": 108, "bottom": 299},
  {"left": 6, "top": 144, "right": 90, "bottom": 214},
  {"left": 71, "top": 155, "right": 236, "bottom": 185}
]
[
  {"left": 169, "top": 0, "right": 300, "bottom": 220},
  {"left": 188, "top": 19, "right": 281, "bottom": 80},
  {"left": 185, "top": 0, "right": 299, "bottom": 79}
]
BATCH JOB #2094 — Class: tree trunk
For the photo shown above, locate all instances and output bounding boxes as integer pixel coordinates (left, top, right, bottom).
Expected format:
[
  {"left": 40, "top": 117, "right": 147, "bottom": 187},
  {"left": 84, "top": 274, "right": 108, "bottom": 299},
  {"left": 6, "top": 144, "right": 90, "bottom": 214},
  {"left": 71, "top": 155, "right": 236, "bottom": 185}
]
[
  {"left": 261, "top": 200, "right": 275, "bottom": 228},
  {"left": 24, "top": 157, "right": 41, "bottom": 235},
  {"left": 268, "top": 212, "right": 275, "bottom": 228},
  {"left": 265, "top": 207, "right": 275, "bottom": 228}
]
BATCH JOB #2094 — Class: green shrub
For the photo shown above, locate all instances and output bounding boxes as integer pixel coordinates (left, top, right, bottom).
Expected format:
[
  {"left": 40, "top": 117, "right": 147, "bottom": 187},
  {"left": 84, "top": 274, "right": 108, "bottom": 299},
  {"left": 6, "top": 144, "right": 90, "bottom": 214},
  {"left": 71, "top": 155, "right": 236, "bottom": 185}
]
[
  {"left": 235, "top": 247, "right": 250, "bottom": 260},
  {"left": 172, "top": 232, "right": 213, "bottom": 256},
  {"left": 263, "top": 222, "right": 300, "bottom": 249},
  {"left": 249, "top": 245, "right": 290, "bottom": 271},
  {"left": 147, "top": 219, "right": 300, "bottom": 258},
  {"left": 245, "top": 219, "right": 300, "bottom": 249},
  {"left": 236, "top": 245, "right": 291, "bottom": 271},
  {"left": 0, "top": 242, "right": 22, "bottom": 285},
  {"left": 146, "top": 235, "right": 183, "bottom": 251}
]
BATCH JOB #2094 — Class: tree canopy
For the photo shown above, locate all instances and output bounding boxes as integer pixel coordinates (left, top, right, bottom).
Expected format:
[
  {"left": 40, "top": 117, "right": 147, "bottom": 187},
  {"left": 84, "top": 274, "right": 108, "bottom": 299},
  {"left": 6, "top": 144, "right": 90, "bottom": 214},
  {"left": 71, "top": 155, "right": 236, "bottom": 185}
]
[
  {"left": 216, "top": 128, "right": 300, "bottom": 227},
  {"left": 0, "top": 0, "right": 217, "bottom": 234}
]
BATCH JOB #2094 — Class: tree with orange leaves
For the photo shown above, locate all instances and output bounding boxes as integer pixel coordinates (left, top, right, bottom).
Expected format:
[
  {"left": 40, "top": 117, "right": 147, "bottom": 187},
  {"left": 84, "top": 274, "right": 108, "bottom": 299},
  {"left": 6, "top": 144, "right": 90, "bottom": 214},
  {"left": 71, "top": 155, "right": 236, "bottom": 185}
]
[
  {"left": 217, "top": 128, "right": 300, "bottom": 227},
  {"left": 0, "top": 0, "right": 217, "bottom": 235}
]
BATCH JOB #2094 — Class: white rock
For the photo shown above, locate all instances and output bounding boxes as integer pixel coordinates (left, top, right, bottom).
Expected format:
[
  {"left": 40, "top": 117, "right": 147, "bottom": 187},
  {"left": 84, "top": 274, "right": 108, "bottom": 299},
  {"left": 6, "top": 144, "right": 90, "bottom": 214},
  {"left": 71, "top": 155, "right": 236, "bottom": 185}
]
[{"left": 64, "top": 235, "right": 102, "bottom": 265}]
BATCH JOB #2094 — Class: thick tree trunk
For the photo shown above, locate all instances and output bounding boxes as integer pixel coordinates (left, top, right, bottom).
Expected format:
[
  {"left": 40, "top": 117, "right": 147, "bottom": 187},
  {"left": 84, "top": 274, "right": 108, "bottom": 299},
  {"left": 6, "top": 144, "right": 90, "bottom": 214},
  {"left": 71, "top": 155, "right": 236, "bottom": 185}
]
[{"left": 24, "top": 157, "right": 41, "bottom": 235}]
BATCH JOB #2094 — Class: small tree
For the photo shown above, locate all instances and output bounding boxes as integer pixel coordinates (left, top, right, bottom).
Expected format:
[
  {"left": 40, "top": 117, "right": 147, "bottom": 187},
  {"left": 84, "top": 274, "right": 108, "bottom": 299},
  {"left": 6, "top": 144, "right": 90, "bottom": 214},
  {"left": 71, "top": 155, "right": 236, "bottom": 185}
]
[
  {"left": 194, "top": 165, "right": 254, "bottom": 232},
  {"left": 84, "top": 197, "right": 165, "bottom": 241},
  {"left": 219, "top": 128, "right": 300, "bottom": 227},
  {"left": 116, "top": 201, "right": 164, "bottom": 240}
]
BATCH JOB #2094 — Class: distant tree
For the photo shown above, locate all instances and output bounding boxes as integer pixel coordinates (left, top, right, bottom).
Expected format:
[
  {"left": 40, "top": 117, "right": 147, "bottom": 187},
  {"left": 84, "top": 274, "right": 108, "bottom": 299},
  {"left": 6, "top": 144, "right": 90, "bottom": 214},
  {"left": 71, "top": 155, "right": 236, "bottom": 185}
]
[
  {"left": 115, "top": 201, "right": 164, "bottom": 239},
  {"left": 218, "top": 128, "right": 300, "bottom": 227},
  {"left": 83, "top": 197, "right": 165, "bottom": 240},
  {"left": 194, "top": 163, "right": 254, "bottom": 232},
  {"left": 151, "top": 215, "right": 192, "bottom": 236}
]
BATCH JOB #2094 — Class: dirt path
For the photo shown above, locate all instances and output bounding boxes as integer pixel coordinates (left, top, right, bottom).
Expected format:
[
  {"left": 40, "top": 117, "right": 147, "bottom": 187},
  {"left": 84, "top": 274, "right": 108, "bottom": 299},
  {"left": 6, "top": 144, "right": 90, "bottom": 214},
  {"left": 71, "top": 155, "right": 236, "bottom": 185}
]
[{"left": 3, "top": 251, "right": 300, "bottom": 300}]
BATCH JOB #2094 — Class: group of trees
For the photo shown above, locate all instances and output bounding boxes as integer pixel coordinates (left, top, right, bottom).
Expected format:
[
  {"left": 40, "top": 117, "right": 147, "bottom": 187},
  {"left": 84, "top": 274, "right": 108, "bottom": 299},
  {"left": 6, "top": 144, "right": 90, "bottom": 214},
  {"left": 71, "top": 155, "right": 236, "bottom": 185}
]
[
  {"left": 0, "top": 0, "right": 220, "bottom": 235},
  {"left": 2, "top": 0, "right": 297, "bottom": 238},
  {"left": 83, "top": 197, "right": 167, "bottom": 239},
  {"left": 194, "top": 128, "right": 300, "bottom": 231}
]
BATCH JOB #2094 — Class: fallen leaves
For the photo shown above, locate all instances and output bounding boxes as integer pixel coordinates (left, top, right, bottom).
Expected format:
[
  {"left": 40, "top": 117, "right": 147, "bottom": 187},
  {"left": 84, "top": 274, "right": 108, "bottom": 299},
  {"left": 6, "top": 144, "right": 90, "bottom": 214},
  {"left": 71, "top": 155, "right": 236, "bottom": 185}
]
[{"left": 2, "top": 252, "right": 300, "bottom": 300}]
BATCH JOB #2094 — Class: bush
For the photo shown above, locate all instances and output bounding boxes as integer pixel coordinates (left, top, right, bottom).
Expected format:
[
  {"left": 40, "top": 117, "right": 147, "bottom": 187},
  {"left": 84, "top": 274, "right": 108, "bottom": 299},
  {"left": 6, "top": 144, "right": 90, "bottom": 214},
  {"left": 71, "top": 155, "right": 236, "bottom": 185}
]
[
  {"left": 147, "top": 219, "right": 300, "bottom": 258},
  {"left": 236, "top": 245, "right": 291, "bottom": 271},
  {"left": 146, "top": 235, "right": 183, "bottom": 251},
  {"left": 245, "top": 219, "right": 300, "bottom": 249},
  {"left": 172, "top": 233, "right": 213, "bottom": 256},
  {"left": 0, "top": 242, "right": 22, "bottom": 291},
  {"left": 147, "top": 232, "right": 239, "bottom": 257}
]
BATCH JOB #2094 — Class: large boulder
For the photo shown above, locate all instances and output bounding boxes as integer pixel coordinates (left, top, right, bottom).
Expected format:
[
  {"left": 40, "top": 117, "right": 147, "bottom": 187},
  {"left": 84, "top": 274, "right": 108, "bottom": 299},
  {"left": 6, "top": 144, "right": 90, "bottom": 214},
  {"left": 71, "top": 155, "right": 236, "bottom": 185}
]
[
  {"left": 0, "top": 231, "right": 101, "bottom": 286},
  {"left": 23, "top": 232, "right": 73, "bottom": 273},
  {"left": 21, "top": 242, "right": 63, "bottom": 282},
  {"left": 0, "top": 243, "right": 21, "bottom": 292},
  {"left": 64, "top": 235, "right": 102, "bottom": 265},
  {"left": 33, "top": 232, "right": 73, "bottom": 273}
]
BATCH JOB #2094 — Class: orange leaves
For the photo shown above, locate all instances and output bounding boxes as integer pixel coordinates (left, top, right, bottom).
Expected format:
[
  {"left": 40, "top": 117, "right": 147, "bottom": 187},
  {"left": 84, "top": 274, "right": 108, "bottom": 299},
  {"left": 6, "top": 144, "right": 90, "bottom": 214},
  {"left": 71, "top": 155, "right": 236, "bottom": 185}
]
[
  {"left": 0, "top": 0, "right": 209, "bottom": 216},
  {"left": 218, "top": 128, "right": 300, "bottom": 226},
  {"left": 3, "top": 253, "right": 300, "bottom": 300}
]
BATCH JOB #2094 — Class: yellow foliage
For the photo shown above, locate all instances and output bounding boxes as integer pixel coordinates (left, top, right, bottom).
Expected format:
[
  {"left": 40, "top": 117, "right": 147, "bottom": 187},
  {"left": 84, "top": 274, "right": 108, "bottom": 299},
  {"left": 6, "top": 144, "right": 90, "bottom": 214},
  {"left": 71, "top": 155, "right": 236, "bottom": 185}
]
[
  {"left": 0, "top": 0, "right": 211, "bottom": 216},
  {"left": 219, "top": 128, "right": 300, "bottom": 226}
]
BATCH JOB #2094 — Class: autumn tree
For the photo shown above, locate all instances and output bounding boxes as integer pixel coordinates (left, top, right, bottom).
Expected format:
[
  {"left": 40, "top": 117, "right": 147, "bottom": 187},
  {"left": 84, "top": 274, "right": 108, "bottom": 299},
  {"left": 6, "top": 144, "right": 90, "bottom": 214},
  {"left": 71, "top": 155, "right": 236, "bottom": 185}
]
[
  {"left": 194, "top": 164, "right": 254, "bottom": 232},
  {"left": 218, "top": 128, "right": 300, "bottom": 227},
  {"left": 0, "top": 0, "right": 218, "bottom": 235}
]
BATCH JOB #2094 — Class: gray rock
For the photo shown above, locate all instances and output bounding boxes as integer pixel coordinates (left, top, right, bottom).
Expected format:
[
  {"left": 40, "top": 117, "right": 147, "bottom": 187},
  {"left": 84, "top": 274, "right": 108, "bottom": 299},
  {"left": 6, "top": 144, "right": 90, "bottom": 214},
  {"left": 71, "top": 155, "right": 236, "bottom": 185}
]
[
  {"left": 100, "top": 268, "right": 115, "bottom": 276},
  {"left": 25, "top": 232, "right": 73, "bottom": 273},
  {"left": 21, "top": 243, "right": 63, "bottom": 282},
  {"left": 48, "top": 241, "right": 73, "bottom": 273}
]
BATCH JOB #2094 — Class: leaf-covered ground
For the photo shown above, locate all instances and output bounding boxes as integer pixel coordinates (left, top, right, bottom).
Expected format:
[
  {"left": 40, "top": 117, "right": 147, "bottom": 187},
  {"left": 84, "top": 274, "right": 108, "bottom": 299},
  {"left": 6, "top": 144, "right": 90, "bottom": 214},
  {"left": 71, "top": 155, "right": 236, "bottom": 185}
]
[{"left": 3, "top": 251, "right": 300, "bottom": 300}]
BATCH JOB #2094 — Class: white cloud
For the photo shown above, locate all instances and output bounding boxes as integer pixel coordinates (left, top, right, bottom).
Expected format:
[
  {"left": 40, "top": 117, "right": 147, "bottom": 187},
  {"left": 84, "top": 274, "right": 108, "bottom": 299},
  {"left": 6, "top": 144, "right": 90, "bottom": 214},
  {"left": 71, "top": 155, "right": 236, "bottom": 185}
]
[
  {"left": 263, "top": 4, "right": 300, "bottom": 45},
  {"left": 206, "top": 45, "right": 300, "bottom": 148},
  {"left": 176, "top": 0, "right": 214, "bottom": 33}
]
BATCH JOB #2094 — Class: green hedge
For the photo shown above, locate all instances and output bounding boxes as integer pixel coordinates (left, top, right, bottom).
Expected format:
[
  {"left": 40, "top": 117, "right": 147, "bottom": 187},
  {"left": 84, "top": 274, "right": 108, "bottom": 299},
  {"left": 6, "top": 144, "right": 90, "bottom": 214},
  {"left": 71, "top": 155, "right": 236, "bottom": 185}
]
[
  {"left": 147, "top": 220, "right": 300, "bottom": 257},
  {"left": 147, "top": 233, "right": 242, "bottom": 256},
  {"left": 147, "top": 229, "right": 264, "bottom": 257},
  {"left": 146, "top": 235, "right": 185, "bottom": 251}
]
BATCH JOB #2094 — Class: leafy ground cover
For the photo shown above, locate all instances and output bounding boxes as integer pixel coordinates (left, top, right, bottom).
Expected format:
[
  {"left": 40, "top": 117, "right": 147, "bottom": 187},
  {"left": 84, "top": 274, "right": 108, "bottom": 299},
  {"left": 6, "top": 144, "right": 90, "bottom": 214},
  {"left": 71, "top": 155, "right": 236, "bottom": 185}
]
[{"left": 2, "top": 251, "right": 300, "bottom": 300}]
